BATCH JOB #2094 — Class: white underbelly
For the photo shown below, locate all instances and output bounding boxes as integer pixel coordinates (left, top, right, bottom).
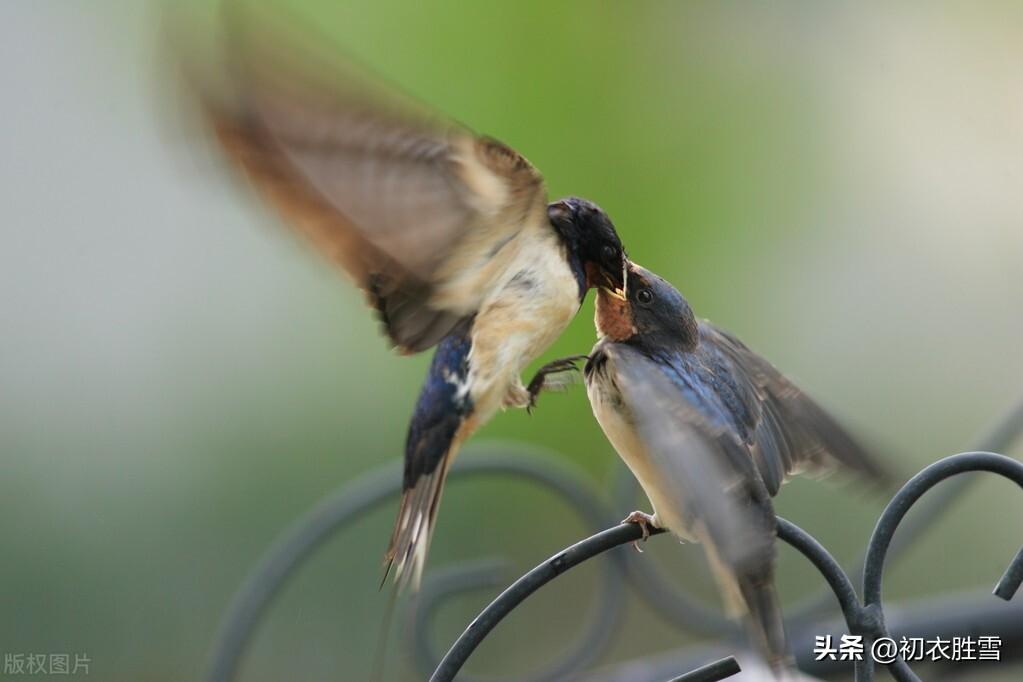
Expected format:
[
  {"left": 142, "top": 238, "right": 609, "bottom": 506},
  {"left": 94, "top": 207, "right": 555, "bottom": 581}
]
[
  {"left": 587, "top": 377, "right": 697, "bottom": 541},
  {"left": 467, "top": 241, "right": 581, "bottom": 417}
]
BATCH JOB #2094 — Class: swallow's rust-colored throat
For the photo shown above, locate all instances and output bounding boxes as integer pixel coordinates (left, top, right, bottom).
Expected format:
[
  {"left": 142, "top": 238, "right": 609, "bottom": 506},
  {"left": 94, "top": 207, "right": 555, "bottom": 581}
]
[{"left": 595, "top": 288, "right": 635, "bottom": 341}]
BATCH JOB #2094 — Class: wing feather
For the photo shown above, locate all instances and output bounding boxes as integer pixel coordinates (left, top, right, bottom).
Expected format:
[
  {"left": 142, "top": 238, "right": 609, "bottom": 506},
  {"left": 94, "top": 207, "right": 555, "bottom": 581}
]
[
  {"left": 700, "top": 323, "right": 888, "bottom": 488},
  {"left": 177, "top": 5, "right": 547, "bottom": 352}
]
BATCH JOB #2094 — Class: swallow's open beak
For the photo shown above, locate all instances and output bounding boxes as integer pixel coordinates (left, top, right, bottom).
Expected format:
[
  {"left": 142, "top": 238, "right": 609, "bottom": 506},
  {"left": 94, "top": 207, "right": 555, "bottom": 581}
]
[
  {"left": 598, "top": 255, "right": 628, "bottom": 300},
  {"left": 601, "top": 277, "right": 626, "bottom": 300}
]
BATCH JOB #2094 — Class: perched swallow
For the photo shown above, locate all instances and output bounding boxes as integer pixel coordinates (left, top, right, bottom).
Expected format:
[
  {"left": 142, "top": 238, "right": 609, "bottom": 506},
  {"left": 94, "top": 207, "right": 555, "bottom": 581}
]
[
  {"left": 176, "top": 8, "right": 627, "bottom": 589},
  {"left": 578, "top": 263, "right": 885, "bottom": 671}
]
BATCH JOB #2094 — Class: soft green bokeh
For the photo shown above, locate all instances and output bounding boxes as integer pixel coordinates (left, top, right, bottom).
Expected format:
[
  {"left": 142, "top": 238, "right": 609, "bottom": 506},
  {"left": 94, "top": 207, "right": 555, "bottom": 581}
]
[{"left": 2, "top": 2, "right": 1022, "bottom": 680}]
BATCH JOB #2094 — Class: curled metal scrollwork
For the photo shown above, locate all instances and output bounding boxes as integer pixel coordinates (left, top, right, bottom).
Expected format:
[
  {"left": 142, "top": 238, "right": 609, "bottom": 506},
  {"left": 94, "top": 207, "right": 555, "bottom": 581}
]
[
  {"left": 430, "top": 453, "right": 1023, "bottom": 682},
  {"left": 205, "top": 445, "right": 627, "bottom": 682},
  {"left": 409, "top": 449, "right": 628, "bottom": 682},
  {"left": 613, "top": 396, "right": 1023, "bottom": 635},
  {"left": 206, "top": 395, "right": 1023, "bottom": 682},
  {"left": 859, "top": 452, "right": 1023, "bottom": 682}
]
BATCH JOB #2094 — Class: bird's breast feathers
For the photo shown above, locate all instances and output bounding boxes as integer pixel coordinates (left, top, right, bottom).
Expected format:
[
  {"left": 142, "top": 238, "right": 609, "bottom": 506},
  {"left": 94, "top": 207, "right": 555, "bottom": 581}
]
[
  {"left": 461, "top": 229, "right": 581, "bottom": 410},
  {"left": 426, "top": 201, "right": 550, "bottom": 315},
  {"left": 586, "top": 348, "right": 696, "bottom": 539}
]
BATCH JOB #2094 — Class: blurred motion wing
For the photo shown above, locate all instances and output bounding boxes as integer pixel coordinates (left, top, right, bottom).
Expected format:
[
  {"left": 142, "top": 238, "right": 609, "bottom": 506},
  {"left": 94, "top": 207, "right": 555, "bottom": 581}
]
[
  {"left": 700, "top": 323, "right": 889, "bottom": 492},
  {"left": 177, "top": 5, "right": 548, "bottom": 353}
]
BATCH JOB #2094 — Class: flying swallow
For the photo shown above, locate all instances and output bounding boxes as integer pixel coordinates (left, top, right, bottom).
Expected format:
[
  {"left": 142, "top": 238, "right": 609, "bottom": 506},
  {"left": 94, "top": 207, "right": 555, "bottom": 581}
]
[
  {"left": 174, "top": 7, "right": 627, "bottom": 589},
  {"left": 575, "top": 262, "right": 885, "bottom": 671}
]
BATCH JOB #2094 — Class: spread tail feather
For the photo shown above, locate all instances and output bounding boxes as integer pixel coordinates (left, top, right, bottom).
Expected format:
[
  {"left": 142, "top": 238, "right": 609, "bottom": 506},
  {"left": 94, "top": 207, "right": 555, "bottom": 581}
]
[
  {"left": 383, "top": 325, "right": 474, "bottom": 591},
  {"left": 382, "top": 460, "right": 452, "bottom": 591}
]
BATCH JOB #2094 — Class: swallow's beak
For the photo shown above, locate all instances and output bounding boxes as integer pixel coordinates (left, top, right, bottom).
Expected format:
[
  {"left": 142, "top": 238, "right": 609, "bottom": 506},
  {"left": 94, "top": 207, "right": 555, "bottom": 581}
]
[
  {"left": 547, "top": 200, "right": 572, "bottom": 226},
  {"left": 599, "top": 255, "right": 628, "bottom": 300}
]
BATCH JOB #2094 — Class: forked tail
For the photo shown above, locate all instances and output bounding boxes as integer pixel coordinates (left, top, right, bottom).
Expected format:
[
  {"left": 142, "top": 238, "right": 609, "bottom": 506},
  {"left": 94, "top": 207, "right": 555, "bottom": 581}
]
[
  {"left": 704, "top": 536, "right": 795, "bottom": 678},
  {"left": 382, "top": 326, "right": 474, "bottom": 591}
]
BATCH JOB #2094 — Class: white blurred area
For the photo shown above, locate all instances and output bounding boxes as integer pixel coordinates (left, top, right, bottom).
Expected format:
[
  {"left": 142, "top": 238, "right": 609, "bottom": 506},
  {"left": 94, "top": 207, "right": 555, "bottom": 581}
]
[
  {"left": 652, "top": 3, "right": 1023, "bottom": 453},
  {"left": 806, "top": 4, "right": 1023, "bottom": 436},
  {"left": 1, "top": 2, "right": 392, "bottom": 476}
]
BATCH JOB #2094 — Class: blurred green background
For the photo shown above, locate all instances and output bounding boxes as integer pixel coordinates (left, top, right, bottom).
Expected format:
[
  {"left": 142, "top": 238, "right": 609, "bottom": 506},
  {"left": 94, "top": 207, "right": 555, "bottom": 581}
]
[{"left": 3, "top": 2, "right": 1023, "bottom": 680}]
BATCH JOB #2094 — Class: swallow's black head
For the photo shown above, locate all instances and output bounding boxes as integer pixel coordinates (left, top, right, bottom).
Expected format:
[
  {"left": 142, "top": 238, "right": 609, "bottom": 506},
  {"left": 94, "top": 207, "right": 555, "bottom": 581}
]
[
  {"left": 596, "top": 262, "right": 699, "bottom": 350},
  {"left": 547, "top": 197, "right": 626, "bottom": 293}
]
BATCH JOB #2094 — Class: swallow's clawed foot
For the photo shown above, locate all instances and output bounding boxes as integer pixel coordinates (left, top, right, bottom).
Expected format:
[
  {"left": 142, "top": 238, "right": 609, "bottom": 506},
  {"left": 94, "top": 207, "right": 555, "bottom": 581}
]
[
  {"left": 622, "top": 510, "right": 657, "bottom": 552},
  {"left": 525, "top": 355, "right": 589, "bottom": 414}
]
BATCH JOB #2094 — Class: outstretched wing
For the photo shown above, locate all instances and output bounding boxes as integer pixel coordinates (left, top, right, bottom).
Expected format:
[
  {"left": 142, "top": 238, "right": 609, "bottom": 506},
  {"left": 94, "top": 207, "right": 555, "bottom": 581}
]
[
  {"left": 698, "top": 322, "right": 888, "bottom": 495},
  {"left": 176, "top": 5, "right": 548, "bottom": 352},
  {"left": 601, "top": 343, "right": 788, "bottom": 664}
]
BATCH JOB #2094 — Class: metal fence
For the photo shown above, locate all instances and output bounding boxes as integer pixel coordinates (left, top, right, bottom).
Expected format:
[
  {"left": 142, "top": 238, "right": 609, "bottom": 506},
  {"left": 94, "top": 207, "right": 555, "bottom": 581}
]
[{"left": 207, "top": 397, "right": 1023, "bottom": 682}]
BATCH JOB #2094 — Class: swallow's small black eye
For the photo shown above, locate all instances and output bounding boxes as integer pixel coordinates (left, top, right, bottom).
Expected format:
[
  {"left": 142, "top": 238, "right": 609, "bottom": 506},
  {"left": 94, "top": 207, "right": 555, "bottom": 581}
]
[
  {"left": 636, "top": 288, "right": 653, "bottom": 306},
  {"left": 601, "top": 244, "right": 618, "bottom": 262}
]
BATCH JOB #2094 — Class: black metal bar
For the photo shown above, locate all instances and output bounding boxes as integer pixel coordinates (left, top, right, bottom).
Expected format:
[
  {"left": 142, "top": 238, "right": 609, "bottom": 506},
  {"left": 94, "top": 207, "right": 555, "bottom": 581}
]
[
  {"left": 666, "top": 656, "right": 741, "bottom": 682},
  {"left": 434, "top": 516, "right": 867, "bottom": 682},
  {"left": 583, "top": 588, "right": 1023, "bottom": 682},
  {"left": 792, "top": 589, "right": 1023, "bottom": 678},
  {"left": 994, "top": 544, "right": 1023, "bottom": 602},
  {"left": 775, "top": 518, "right": 870, "bottom": 681},
  {"left": 207, "top": 392, "right": 1023, "bottom": 681},
  {"left": 863, "top": 451, "right": 1023, "bottom": 603},
  {"left": 430, "top": 522, "right": 664, "bottom": 682},
  {"left": 433, "top": 467, "right": 1023, "bottom": 682},
  {"left": 862, "top": 451, "right": 1023, "bottom": 682},
  {"left": 788, "top": 394, "right": 1023, "bottom": 624},
  {"left": 613, "top": 472, "right": 738, "bottom": 636},
  {"left": 410, "top": 446, "right": 629, "bottom": 682},
  {"left": 411, "top": 558, "right": 510, "bottom": 674},
  {"left": 206, "top": 462, "right": 401, "bottom": 682},
  {"left": 205, "top": 446, "right": 623, "bottom": 682},
  {"left": 884, "top": 397, "right": 1023, "bottom": 561},
  {"left": 776, "top": 518, "right": 861, "bottom": 631},
  {"left": 413, "top": 556, "right": 629, "bottom": 682}
]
